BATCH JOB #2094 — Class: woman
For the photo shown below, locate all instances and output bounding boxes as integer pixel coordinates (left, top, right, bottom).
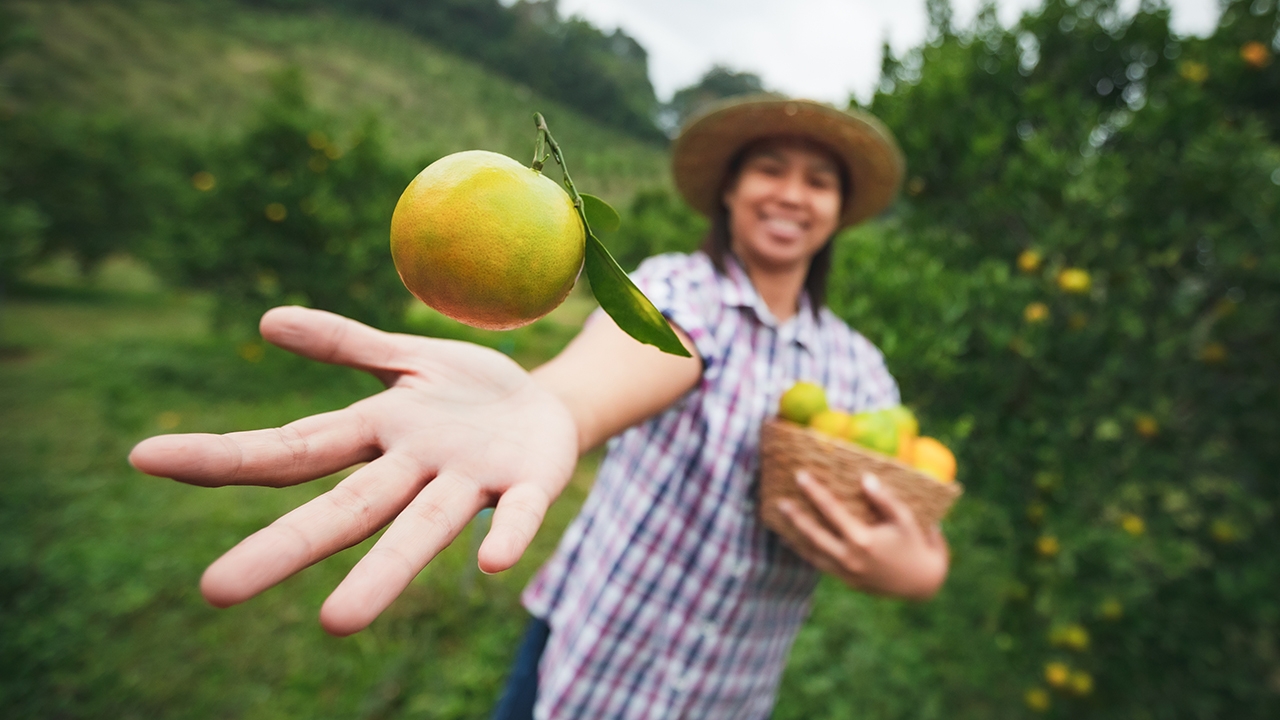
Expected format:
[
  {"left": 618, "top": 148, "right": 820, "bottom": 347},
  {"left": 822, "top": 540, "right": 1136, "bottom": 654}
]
[{"left": 130, "top": 96, "right": 949, "bottom": 719}]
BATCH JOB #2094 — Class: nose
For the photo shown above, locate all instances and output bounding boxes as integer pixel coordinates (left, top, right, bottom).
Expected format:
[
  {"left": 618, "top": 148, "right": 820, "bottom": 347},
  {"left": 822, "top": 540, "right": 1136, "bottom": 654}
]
[{"left": 775, "top": 169, "right": 808, "bottom": 205}]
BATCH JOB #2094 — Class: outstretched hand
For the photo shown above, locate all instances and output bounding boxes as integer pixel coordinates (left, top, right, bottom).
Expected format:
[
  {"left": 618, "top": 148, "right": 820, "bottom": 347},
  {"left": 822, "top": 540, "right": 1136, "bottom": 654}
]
[
  {"left": 777, "top": 470, "right": 949, "bottom": 600},
  {"left": 129, "top": 306, "right": 579, "bottom": 636}
]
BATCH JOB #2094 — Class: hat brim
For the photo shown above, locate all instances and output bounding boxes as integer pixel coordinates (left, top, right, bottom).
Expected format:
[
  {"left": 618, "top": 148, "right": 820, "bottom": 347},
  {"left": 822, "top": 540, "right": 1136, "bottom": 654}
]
[{"left": 671, "top": 96, "right": 905, "bottom": 229}]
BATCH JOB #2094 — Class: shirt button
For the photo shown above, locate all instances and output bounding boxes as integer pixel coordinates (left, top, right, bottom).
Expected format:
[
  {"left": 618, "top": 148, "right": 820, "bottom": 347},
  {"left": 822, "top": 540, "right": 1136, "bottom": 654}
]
[{"left": 699, "top": 620, "right": 717, "bottom": 638}]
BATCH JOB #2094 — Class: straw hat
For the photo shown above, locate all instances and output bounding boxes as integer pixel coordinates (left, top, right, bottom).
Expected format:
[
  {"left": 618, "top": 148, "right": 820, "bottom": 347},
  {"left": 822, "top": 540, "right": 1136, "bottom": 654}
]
[{"left": 671, "top": 95, "right": 905, "bottom": 229}]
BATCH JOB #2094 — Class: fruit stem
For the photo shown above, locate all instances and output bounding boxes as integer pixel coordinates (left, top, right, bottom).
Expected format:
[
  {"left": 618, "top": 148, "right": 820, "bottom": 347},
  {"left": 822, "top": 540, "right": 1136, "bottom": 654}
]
[{"left": 532, "top": 112, "right": 589, "bottom": 231}]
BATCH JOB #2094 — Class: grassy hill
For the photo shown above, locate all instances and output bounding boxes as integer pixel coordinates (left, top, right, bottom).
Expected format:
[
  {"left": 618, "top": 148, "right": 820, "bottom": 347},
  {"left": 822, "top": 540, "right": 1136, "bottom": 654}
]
[{"left": 0, "top": 0, "right": 669, "bottom": 204}]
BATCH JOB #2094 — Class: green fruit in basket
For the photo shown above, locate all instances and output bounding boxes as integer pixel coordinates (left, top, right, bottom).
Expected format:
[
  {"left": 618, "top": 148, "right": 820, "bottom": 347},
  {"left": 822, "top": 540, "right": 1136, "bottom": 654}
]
[
  {"left": 778, "top": 381, "right": 827, "bottom": 425},
  {"left": 848, "top": 409, "right": 899, "bottom": 456},
  {"left": 809, "top": 410, "right": 852, "bottom": 438},
  {"left": 885, "top": 405, "right": 919, "bottom": 439}
]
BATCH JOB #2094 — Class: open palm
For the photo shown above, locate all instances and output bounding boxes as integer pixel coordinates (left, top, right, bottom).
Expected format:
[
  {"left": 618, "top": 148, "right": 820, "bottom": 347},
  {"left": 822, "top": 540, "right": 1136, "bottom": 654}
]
[{"left": 129, "top": 306, "right": 579, "bottom": 635}]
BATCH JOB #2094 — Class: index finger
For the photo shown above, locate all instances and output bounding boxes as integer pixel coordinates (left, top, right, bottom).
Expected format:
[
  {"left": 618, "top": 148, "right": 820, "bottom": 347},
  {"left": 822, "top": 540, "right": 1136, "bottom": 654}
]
[
  {"left": 795, "top": 470, "right": 871, "bottom": 545},
  {"left": 259, "top": 306, "right": 419, "bottom": 380}
]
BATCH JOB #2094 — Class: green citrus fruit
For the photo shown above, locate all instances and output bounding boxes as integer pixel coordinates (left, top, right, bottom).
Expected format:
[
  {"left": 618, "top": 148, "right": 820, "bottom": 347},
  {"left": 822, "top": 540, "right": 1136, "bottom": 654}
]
[
  {"left": 390, "top": 150, "right": 585, "bottom": 330},
  {"left": 778, "top": 381, "right": 827, "bottom": 424},
  {"left": 848, "top": 409, "right": 899, "bottom": 456}
]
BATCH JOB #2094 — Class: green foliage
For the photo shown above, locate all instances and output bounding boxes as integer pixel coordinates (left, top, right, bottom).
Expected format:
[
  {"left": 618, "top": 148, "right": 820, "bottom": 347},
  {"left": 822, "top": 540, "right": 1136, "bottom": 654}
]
[
  {"left": 664, "top": 65, "right": 768, "bottom": 133},
  {"left": 0, "top": 0, "right": 667, "bottom": 196},
  {"left": 0, "top": 111, "right": 189, "bottom": 278},
  {"left": 157, "top": 68, "right": 422, "bottom": 328},
  {"left": 0, "top": 293, "right": 596, "bottom": 719},
  {"left": 777, "top": 1, "right": 1280, "bottom": 717},
  {"left": 241, "top": 0, "right": 665, "bottom": 140},
  {"left": 606, "top": 188, "right": 706, "bottom": 271}
]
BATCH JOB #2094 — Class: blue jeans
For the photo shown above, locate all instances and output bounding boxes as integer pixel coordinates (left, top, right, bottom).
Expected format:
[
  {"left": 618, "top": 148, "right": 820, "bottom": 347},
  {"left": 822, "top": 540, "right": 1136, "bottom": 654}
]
[{"left": 491, "top": 616, "right": 550, "bottom": 720}]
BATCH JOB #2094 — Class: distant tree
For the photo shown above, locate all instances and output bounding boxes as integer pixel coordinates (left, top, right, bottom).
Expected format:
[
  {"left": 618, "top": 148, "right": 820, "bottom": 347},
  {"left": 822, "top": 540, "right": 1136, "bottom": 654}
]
[
  {"left": 237, "top": 0, "right": 666, "bottom": 140},
  {"left": 662, "top": 65, "right": 768, "bottom": 134}
]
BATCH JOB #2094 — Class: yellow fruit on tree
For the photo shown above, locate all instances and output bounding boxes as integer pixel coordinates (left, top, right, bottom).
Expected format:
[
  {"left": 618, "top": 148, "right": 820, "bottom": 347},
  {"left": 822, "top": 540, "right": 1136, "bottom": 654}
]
[
  {"left": 1057, "top": 268, "right": 1091, "bottom": 294},
  {"left": 390, "top": 150, "right": 585, "bottom": 330},
  {"left": 779, "top": 381, "right": 828, "bottom": 425},
  {"left": 809, "top": 410, "right": 852, "bottom": 438},
  {"left": 911, "top": 436, "right": 956, "bottom": 482}
]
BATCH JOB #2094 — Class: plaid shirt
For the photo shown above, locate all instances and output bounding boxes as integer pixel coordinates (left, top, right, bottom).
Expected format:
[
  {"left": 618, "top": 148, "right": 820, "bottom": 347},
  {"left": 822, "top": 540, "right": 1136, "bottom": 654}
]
[{"left": 523, "top": 252, "right": 900, "bottom": 719}]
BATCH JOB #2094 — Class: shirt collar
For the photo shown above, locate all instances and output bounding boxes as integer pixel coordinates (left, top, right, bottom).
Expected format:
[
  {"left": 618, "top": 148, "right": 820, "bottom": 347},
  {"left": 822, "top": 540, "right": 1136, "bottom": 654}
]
[{"left": 719, "top": 254, "right": 820, "bottom": 351}]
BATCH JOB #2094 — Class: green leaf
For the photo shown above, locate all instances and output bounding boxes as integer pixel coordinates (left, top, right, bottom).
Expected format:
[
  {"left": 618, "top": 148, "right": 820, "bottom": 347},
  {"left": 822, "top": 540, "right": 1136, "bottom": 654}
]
[
  {"left": 584, "top": 233, "right": 691, "bottom": 357},
  {"left": 580, "top": 193, "right": 621, "bottom": 234}
]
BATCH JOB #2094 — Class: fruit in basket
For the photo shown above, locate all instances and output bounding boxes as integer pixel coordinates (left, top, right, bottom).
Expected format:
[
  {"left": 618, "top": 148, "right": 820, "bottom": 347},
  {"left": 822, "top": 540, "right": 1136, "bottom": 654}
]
[
  {"left": 809, "top": 410, "right": 852, "bottom": 438},
  {"left": 911, "top": 436, "right": 956, "bottom": 483},
  {"left": 848, "top": 410, "right": 899, "bottom": 456},
  {"left": 885, "top": 405, "right": 919, "bottom": 461},
  {"left": 885, "top": 405, "right": 919, "bottom": 437},
  {"left": 779, "top": 381, "right": 828, "bottom": 424}
]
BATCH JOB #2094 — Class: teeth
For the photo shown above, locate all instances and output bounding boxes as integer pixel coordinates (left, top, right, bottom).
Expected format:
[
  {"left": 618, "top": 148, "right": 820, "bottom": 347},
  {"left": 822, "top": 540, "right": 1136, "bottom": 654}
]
[{"left": 763, "top": 217, "right": 804, "bottom": 234}]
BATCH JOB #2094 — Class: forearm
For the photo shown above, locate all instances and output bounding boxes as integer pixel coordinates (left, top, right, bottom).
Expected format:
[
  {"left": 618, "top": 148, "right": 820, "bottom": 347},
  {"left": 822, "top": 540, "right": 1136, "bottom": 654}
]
[{"left": 531, "top": 313, "right": 702, "bottom": 454}]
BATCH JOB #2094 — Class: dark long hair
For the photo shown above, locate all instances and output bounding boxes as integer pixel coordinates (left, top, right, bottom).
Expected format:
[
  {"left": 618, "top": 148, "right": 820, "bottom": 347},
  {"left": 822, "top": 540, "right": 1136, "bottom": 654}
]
[{"left": 698, "top": 141, "right": 846, "bottom": 315}]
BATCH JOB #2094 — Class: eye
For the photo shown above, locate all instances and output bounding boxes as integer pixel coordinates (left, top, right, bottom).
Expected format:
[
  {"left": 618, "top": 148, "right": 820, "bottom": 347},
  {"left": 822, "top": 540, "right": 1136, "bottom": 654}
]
[{"left": 807, "top": 171, "right": 839, "bottom": 191}]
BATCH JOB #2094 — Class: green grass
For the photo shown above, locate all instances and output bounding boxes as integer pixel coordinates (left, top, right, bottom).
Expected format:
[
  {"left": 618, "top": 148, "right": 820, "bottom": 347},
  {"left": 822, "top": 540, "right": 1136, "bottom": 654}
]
[
  {"left": 1, "top": 0, "right": 669, "bottom": 204},
  {"left": 0, "top": 277, "right": 598, "bottom": 719}
]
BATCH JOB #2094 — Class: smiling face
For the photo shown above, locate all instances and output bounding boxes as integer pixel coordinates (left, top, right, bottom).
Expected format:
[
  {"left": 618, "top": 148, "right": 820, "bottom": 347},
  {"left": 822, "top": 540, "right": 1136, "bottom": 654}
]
[{"left": 721, "top": 138, "right": 844, "bottom": 276}]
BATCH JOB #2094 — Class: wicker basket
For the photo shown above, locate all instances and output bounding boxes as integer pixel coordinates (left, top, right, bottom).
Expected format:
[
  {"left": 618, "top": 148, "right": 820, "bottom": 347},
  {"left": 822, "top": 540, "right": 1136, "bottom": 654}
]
[{"left": 758, "top": 418, "right": 963, "bottom": 579}]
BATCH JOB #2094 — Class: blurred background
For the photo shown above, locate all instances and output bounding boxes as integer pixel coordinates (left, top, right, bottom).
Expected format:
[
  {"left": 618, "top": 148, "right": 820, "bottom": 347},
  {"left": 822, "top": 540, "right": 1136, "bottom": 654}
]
[{"left": 1, "top": 0, "right": 1277, "bottom": 717}]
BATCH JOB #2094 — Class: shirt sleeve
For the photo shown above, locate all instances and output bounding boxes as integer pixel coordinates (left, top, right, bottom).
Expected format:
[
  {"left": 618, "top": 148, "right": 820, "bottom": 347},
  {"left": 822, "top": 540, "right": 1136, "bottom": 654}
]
[{"left": 615, "top": 253, "right": 724, "bottom": 368}]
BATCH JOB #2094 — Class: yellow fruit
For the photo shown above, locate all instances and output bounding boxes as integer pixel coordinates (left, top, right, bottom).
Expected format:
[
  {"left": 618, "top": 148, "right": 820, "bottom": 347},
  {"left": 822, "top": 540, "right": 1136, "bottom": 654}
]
[
  {"left": 1241, "top": 41, "right": 1271, "bottom": 69},
  {"left": 779, "top": 381, "right": 828, "bottom": 424},
  {"left": 1068, "top": 671, "right": 1094, "bottom": 696},
  {"left": 911, "top": 436, "right": 956, "bottom": 482},
  {"left": 885, "top": 405, "right": 919, "bottom": 438},
  {"left": 1017, "top": 249, "right": 1042, "bottom": 273},
  {"left": 1024, "top": 302, "right": 1049, "bottom": 323},
  {"left": 1098, "top": 598, "right": 1123, "bottom": 620},
  {"left": 1025, "top": 687, "right": 1051, "bottom": 712},
  {"left": 1057, "top": 268, "right": 1091, "bottom": 293},
  {"left": 390, "top": 150, "right": 585, "bottom": 330},
  {"left": 1134, "top": 414, "right": 1159, "bottom": 438},
  {"left": 1044, "top": 662, "right": 1070, "bottom": 688},
  {"left": 1121, "top": 513, "right": 1145, "bottom": 536},
  {"left": 1179, "top": 60, "right": 1209, "bottom": 84},
  {"left": 896, "top": 432, "right": 915, "bottom": 463},
  {"left": 1037, "top": 535, "right": 1060, "bottom": 557},
  {"left": 809, "top": 410, "right": 852, "bottom": 438}
]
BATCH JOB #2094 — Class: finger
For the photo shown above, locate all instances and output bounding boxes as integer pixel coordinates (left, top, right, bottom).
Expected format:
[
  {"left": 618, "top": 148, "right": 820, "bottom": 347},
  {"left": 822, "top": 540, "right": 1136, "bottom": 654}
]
[
  {"left": 319, "top": 471, "right": 489, "bottom": 636},
  {"left": 860, "top": 473, "right": 920, "bottom": 530},
  {"left": 777, "top": 498, "right": 851, "bottom": 566},
  {"left": 795, "top": 471, "right": 871, "bottom": 546},
  {"left": 129, "top": 407, "right": 378, "bottom": 487},
  {"left": 477, "top": 483, "right": 553, "bottom": 573},
  {"left": 259, "top": 306, "right": 418, "bottom": 379},
  {"left": 199, "top": 453, "right": 427, "bottom": 608}
]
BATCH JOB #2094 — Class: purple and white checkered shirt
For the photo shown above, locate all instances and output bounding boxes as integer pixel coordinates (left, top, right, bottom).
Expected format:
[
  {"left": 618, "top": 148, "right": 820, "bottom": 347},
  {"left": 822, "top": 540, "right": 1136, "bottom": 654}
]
[{"left": 523, "top": 251, "right": 900, "bottom": 719}]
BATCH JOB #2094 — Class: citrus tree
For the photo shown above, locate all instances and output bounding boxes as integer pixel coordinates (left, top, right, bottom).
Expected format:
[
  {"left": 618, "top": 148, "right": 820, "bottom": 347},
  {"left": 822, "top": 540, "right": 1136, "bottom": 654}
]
[
  {"left": 154, "top": 68, "right": 423, "bottom": 329},
  {"left": 778, "top": 1, "right": 1280, "bottom": 718}
]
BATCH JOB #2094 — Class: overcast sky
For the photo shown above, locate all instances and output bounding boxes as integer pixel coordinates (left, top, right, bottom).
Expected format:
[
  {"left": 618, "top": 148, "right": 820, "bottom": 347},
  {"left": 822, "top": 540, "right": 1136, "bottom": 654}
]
[{"left": 553, "top": 0, "right": 1222, "bottom": 103}]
